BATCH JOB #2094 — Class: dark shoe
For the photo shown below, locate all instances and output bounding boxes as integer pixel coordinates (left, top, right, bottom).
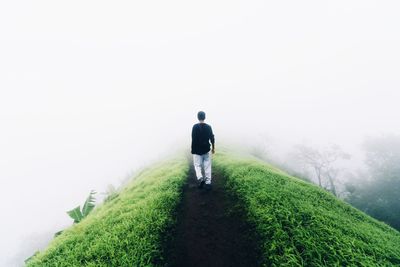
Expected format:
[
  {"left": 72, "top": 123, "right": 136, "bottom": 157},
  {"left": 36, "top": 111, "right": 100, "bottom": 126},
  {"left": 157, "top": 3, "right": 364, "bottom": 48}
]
[
  {"left": 197, "top": 179, "right": 205, "bottom": 189},
  {"left": 205, "top": 184, "right": 212, "bottom": 191}
]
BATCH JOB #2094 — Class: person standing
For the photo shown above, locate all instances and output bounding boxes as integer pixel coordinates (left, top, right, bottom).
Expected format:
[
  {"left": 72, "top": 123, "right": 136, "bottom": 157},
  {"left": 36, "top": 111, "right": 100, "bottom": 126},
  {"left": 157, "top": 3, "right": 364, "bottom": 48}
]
[{"left": 191, "top": 111, "right": 215, "bottom": 190}]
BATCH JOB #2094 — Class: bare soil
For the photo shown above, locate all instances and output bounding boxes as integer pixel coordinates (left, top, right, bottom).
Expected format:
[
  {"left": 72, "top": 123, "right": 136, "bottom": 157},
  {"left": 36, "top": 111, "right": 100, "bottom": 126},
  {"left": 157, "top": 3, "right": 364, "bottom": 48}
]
[{"left": 163, "top": 163, "right": 261, "bottom": 267}]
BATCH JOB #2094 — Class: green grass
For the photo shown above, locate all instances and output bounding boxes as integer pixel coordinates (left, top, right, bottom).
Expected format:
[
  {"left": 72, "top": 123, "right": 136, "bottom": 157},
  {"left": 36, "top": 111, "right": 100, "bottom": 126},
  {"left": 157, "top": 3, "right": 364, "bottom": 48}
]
[
  {"left": 26, "top": 149, "right": 400, "bottom": 266},
  {"left": 214, "top": 151, "right": 400, "bottom": 266},
  {"left": 27, "top": 156, "right": 189, "bottom": 267}
]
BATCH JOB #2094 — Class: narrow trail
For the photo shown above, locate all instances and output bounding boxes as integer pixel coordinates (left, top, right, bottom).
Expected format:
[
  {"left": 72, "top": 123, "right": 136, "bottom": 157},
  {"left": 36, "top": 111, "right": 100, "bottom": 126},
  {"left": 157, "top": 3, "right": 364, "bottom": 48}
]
[{"left": 164, "top": 162, "right": 260, "bottom": 267}]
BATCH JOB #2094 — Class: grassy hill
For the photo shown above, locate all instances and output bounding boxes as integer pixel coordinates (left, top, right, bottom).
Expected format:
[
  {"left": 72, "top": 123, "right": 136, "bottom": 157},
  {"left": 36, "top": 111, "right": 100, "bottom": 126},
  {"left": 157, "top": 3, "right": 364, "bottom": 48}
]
[
  {"left": 214, "top": 151, "right": 400, "bottom": 266},
  {"left": 27, "top": 150, "right": 400, "bottom": 266},
  {"left": 26, "top": 156, "right": 189, "bottom": 266}
]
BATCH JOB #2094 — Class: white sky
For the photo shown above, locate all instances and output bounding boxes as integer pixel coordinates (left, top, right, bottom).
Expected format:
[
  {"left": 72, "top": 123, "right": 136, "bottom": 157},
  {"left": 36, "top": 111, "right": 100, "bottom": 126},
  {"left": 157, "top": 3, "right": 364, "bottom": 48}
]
[{"left": 1, "top": 1, "right": 400, "bottom": 266}]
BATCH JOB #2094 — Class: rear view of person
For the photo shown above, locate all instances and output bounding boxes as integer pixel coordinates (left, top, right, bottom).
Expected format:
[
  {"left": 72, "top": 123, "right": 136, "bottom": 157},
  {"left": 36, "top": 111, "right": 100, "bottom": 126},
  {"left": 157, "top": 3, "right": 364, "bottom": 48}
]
[{"left": 191, "top": 111, "right": 215, "bottom": 190}]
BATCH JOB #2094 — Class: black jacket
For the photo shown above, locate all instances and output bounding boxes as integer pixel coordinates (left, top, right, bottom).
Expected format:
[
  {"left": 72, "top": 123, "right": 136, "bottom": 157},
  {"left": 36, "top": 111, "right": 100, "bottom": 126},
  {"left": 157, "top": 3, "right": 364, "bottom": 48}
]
[{"left": 191, "top": 123, "right": 215, "bottom": 155}]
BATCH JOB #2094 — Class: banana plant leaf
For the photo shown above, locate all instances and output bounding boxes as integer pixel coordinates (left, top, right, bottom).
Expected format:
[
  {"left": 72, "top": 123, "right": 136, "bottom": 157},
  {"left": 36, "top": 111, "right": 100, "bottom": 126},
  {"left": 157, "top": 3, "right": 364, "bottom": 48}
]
[
  {"left": 67, "top": 206, "right": 83, "bottom": 223},
  {"left": 54, "top": 230, "right": 63, "bottom": 237},
  {"left": 82, "top": 190, "right": 96, "bottom": 217}
]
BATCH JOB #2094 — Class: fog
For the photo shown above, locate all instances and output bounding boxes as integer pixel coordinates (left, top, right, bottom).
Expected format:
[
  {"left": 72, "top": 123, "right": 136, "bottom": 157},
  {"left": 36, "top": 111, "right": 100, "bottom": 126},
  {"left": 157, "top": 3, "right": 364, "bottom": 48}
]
[{"left": 1, "top": 0, "right": 400, "bottom": 266}]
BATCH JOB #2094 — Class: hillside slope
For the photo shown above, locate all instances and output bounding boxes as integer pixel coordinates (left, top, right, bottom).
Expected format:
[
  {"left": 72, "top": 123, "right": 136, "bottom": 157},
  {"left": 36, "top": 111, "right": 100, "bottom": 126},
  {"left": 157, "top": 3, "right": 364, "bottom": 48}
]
[
  {"left": 27, "top": 156, "right": 188, "bottom": 266},
  {"left": 27, "top": 150, "right": 400, "bottom": 266},
  {"left": 214, "top": 151, "right": 400, "bottom": 266}
]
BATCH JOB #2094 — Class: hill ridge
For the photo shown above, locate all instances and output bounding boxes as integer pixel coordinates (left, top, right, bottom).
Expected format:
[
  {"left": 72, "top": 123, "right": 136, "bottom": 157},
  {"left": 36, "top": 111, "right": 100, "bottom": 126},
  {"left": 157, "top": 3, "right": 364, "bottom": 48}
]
[{"left": 27, "top": 151, "right": 400, "bottom": 266}]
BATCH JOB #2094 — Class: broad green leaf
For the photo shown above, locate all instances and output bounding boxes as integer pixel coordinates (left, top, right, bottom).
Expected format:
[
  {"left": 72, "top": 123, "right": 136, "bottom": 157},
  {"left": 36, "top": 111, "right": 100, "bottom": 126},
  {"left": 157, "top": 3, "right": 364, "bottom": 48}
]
[
  {"left": 67, "top": 206, "right": 83, "bottom": 223},
  {"left": 54, "top": 230, "right": 63, "bottom": 237},
  {"left": 82, "top": 190, "right": 96, "bottom": 217}
]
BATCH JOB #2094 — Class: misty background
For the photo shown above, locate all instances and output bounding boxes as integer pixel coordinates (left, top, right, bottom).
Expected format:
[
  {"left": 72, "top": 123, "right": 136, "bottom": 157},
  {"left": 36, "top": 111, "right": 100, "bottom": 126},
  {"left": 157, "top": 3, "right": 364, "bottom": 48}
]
[{"left": 1, "top": 0, "right": 400, "bottom": 266}]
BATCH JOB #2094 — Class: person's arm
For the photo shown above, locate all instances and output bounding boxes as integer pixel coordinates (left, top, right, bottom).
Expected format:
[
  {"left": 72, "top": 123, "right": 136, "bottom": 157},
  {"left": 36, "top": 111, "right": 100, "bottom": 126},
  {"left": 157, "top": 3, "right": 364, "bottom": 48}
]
[
  {"left": 191, "top": 125, "right": 195, "bottom": 152},
  {"left": 210, "top": 126, "right": 215, "bottom": 154}
]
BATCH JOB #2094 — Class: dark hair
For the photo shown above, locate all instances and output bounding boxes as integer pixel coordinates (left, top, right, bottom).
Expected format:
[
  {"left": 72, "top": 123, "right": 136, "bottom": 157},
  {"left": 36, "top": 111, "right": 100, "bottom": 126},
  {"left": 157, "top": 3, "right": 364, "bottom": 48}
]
[{"left": 197, "top": 111, "right": 206, "bottom": 121}]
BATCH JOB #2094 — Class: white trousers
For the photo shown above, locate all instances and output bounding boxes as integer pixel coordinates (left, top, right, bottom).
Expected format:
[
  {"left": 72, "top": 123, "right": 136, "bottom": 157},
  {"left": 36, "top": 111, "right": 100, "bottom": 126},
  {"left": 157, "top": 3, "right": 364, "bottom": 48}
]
[{"left": 193, "top": 152, "right": 212, "bottom": 184}]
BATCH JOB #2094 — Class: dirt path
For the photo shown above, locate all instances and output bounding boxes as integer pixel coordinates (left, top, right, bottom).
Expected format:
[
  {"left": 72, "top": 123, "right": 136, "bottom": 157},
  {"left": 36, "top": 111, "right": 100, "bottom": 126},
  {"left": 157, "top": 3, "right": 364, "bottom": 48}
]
[{"left": 164, "top": 163, "right": 260, "bottom": 267}]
